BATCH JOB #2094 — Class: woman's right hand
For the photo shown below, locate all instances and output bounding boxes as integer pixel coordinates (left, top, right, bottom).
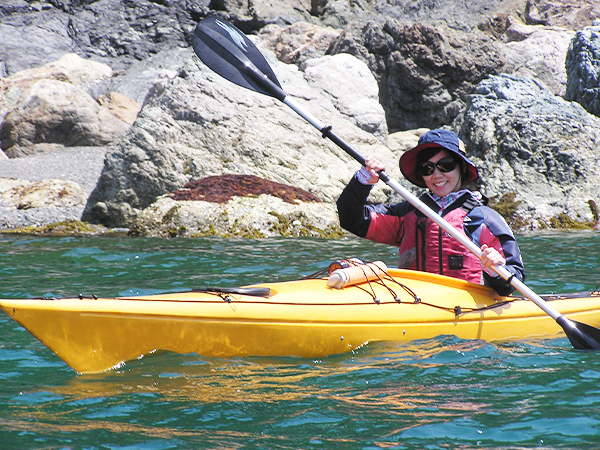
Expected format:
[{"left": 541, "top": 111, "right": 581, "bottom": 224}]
[{"left": 363, "top": 157, "right": 386, "bottom": 184}]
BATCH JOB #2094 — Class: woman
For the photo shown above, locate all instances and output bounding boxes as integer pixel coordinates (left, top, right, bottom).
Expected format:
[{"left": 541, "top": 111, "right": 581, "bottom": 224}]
[{"left": 337, "top": 129, "right": 524, "bottom": 296}]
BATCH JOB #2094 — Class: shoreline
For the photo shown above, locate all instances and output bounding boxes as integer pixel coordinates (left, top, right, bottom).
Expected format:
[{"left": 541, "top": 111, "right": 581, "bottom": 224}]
[{"left": 1, "top": 219, "right": 597, "bottom": 237}]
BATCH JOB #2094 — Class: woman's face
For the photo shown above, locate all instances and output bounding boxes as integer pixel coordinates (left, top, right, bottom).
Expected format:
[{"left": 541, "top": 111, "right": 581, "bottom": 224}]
[{"left": 421, "top": 149, "right": 462, "bottom": 197}]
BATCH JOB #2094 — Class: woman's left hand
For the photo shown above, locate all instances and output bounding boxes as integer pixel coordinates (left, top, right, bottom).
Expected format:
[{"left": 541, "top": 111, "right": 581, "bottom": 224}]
[{"left": 480, "top": 244, "right": 505, "bottom": 269}]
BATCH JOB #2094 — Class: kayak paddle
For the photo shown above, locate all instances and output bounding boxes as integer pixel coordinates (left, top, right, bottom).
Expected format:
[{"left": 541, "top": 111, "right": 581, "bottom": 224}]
[{"left": 191, "top": 16, "right": 600, "bottom": 350}]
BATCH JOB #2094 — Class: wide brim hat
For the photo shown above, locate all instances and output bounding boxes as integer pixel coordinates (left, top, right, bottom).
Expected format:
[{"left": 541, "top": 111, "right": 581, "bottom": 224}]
[{"left": 399, "top": 129, "right": 479, "bottom": 188}]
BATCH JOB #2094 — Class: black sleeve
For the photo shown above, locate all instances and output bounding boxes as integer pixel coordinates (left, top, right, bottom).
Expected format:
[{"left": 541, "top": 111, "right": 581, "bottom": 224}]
[
  {"left": 336, "top": 176, "right": 376, "bottom": 238},
  {"left": 479, "top": 207, "right": 526, "bottom": 296}
]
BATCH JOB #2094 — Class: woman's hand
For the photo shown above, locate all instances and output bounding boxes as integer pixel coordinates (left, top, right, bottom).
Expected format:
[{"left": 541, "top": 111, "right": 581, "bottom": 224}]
[
  {"left": 363, "top": 157, "right": 386, "bottom": 184},
  {"left": 480, "top": 244, "right": 505, "bottom": 270}
]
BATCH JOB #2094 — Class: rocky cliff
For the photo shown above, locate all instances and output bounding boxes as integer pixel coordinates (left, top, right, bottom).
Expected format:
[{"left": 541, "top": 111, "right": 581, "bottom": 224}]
[{"left": 1, "top": 0, "right": 600, "bottom": 235}]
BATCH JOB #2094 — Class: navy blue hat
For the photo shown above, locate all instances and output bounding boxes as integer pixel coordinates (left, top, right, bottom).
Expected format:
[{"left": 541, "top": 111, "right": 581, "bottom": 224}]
[{"left": 399, "top": 129, "right": 479, "bottom": 188}]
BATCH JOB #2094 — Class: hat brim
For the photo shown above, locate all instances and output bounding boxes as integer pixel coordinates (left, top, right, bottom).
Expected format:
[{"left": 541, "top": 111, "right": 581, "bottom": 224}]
[{"left": 400, "top": 143, "right": 479, "bottom": 188}]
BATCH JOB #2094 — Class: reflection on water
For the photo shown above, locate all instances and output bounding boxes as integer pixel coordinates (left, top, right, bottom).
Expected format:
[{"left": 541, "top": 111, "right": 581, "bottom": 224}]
[{"left": 5, "top": 335, "right": 599, "bottom": 447}]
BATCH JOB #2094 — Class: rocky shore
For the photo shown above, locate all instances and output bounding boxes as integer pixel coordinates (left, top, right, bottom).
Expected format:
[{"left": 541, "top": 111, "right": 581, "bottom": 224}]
[{"left": 1, "top": 0, "right": 600, "bottom": 237}]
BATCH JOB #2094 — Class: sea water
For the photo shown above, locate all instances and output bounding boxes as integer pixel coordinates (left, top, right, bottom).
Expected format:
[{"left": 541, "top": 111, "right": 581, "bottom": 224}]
[{"left": 0, "top": 232, "right": 599, "bottom": 449}]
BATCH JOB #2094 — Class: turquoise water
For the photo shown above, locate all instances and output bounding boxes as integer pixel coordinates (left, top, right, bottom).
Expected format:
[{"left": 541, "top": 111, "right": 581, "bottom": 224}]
[{"left": 1, "top": 232, "right": 599, "bottom": 449}]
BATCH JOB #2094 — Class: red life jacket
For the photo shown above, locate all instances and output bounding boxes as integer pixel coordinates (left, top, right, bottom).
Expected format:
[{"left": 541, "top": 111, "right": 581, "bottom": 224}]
[{"left": 396, "top": 194, "right": 491, "bottom": 283}]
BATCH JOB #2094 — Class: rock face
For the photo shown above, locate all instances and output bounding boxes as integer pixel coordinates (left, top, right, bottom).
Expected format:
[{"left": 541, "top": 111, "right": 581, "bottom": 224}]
[
  {"left": 83, "top": 43, "right": 396, "bottom": 228},
  {"left": 258, "top": 22, "right": 341, "bottom": 68},
  {"left": 328, "top": 20, "right": 508, "bottom": 132},
  {"left": 454, "top": 74, "right": 600, "bottom": 227},
  {"left": 313, "top": 0, "right": 527, "bottom": 30},
  {"left": 2, "top": 0, "right": 600, "bottom": 235},
  {"left": 503, "top": 21, "right": 575, "bottom": 97},
  {"left": 302, "top": 54, "right": 388, "bottom": 141},
  {"left": 566, "top": 25, "right": 600, "bottom": 117}
]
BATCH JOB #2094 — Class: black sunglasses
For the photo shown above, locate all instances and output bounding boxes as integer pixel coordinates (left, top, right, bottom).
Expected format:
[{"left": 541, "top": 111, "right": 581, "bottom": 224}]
[{"left": 418, "top": 157, "right": 458, "bottom": 177}]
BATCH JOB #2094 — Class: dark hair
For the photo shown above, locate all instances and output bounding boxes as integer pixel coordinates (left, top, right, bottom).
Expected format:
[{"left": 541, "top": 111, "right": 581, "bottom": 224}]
[{"left": 414, "top": 147, "right": 466, "bottom": 186}]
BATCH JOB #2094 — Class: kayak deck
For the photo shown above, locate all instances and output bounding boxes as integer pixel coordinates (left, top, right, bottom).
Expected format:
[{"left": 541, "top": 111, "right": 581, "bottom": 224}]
[{"left": 1, "top": 268, "right": 600, "bottom": 373}]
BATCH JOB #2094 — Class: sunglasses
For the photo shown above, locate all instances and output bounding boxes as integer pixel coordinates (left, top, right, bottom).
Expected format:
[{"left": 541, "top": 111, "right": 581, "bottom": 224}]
[{"left": 418, "top": 157, "right": 458, "bottom": 177}]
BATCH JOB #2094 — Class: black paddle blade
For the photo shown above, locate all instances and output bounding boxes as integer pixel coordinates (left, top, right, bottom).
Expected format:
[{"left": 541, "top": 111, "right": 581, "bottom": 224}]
[
  {"left": 556, "top": 316, "right": 600, "bottom": 350},
  {"left": 192, "top": 16, "right": 284, "bottom": 100}
]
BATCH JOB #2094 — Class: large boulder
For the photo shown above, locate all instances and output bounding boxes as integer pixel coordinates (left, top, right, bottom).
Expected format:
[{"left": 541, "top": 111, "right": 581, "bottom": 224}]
[
  {"left": 454, "top": 74, "right": 600, "bottom": 228},
  {"left": 0, "top": 79, "right": 132, "bottom": 156},
  {"left": 1, "top": 178, "right": 87, "bottom": 210},
  {"left": 131, "top": 194, "right": 343, "bottom": 238},
  {"left": 566, "top": 25, "right": 600, "bottom": 117},
  {"left": 0, "top": 53, "right": 141, "bottom": 157},
  {"left": 131, "top": 174, "right": 343, "bottom": 238},
  {"left": 83, "top": 42, "right": 397, "bottom": 228},
  {"left": 0, "top": 52, "right": 115, "bottom": 129}
]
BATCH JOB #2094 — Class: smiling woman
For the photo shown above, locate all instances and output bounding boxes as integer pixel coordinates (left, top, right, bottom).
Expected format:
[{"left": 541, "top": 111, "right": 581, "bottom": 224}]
[{"left": 336, "top": 129, "right": 525, "bottom": 297}]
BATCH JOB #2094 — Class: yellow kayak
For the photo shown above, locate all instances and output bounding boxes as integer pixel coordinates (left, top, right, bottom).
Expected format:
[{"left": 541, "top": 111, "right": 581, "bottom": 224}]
[{"left": 1, "top": 267, "right": 600, "bottom": 373}]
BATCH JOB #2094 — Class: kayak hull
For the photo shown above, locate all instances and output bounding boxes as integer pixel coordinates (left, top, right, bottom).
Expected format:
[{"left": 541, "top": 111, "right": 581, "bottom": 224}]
[{"left": 2, "top": 269, "right": 600, "bottom": 373}]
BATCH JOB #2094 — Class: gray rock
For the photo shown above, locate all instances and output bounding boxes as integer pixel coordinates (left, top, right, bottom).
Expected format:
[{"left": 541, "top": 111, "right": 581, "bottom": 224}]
[
  {"left": 207, "top": 0, "right": 313, "bottom": 27},
  {"left": 0, "top": 175, "right": 89, "bottom": 229},
  {"left": 566, "top": 25, "right": 600, "bottom": 117},
  {"left": 257, "top": 22, "right": 341, "bottom": 69},
  {"left": 313, "top": 0, "right": 600, "bottom": 31},
  {"left": 131, "top": 195, "right": 343, "bottom": 238},
  {"left": 313, "top": 0, "right": 524, "bottom": 31},
  {"left": 1, "top": 178, "right": 87, "bottom": 209},
  {"left": 0, "top": 0, "right": 207, "bottom": 103},
  {"left": 454, "top": 74, "right": 600, "bottom": 227},
  {"left": 522, "top": 0, "right": 600, "bottom": 30},
  {"left": 0, "top": 4, "right": 75, "bottom": 77},
  {"left": 83, "top": 43, "right": 397, "bottom": 228},
  {"left": 0, "top": 79, "right": 130, "bottom": 155},
  {"left": 3, "top": 0, "right": 600, "bottom": 234},
  {"left": 302, "top": 54, "right": 388, "bottom": 141},
  {"left": 0, "top": 53, "right": 138, "bottom": 155},
  {"left": 503, "top": 20, "right": 574, "bottom": 96}
]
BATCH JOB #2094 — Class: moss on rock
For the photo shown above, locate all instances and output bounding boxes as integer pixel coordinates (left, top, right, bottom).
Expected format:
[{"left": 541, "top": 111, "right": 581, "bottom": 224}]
[{"left": 1, "top": 220, "right": 111, "bottom": 236}]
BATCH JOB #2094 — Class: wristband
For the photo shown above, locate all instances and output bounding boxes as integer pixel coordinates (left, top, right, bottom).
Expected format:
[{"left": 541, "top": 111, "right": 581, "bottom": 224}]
[{"left": 356, "top": 166, "right": 374, "bottom": 185}]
